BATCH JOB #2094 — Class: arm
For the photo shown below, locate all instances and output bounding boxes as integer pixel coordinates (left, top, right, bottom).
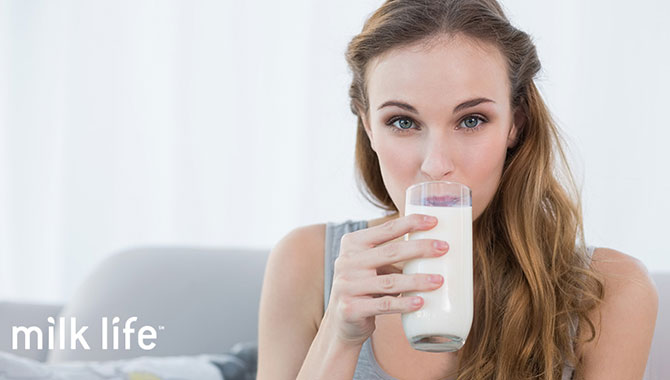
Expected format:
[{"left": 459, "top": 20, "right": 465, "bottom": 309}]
[
  {"left": 295, "top": 311, "right": 365, "bottom": 380},
  {"left": 257, "top": 224, "right": 363, "bottom": 380},
  {"left": 576, "top": 248, "right": 659, "bottom": 379}
]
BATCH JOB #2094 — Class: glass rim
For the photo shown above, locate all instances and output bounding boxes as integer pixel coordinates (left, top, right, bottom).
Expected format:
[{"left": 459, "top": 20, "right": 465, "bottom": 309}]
[{"left": 406, "top": 180, "right": 472, "bottom": 194}]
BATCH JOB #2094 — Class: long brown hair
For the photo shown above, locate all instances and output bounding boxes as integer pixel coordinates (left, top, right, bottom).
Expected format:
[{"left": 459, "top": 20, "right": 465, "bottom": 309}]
[{"left": 345, "top": 1, "right": 605, "bottom": 378}]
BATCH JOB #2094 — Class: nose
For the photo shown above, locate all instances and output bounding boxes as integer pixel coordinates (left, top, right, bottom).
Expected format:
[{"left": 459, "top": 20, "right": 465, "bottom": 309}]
[{"left": 420, "top": 135, "right": 455, "bottom": 181}]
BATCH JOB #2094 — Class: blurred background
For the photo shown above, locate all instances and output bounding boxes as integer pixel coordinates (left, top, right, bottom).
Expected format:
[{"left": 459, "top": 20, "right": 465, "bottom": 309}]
[{"left": 1, "top": 0, "right": 668, "bottom": 304}]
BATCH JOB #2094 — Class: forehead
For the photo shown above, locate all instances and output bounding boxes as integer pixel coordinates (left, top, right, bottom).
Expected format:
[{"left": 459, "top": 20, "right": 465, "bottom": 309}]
[{"left": 366, "top": 34, "right": 510, "bottom": 111}]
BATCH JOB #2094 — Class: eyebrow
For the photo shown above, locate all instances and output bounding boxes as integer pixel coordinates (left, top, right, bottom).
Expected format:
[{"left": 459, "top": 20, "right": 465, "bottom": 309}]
[{"left": 377, "top": 97, "right": 495, "bottom": 114}]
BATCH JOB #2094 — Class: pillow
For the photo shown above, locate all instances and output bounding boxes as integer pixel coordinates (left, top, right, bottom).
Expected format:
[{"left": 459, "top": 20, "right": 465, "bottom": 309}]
[{"left": 0, "top": 351, "right": 229, "bottom": 380}]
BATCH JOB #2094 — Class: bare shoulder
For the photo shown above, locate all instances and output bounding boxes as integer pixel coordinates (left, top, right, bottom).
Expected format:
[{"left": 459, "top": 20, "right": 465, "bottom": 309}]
[
  {"left": 589, "top": 247, "right": 658, "bottom": 319},
  {"left": 591, "top": 247, "right": 654, "bottom": 281},
  {"left": 271, "top": 223, "right": 327, "bottom": 263},
  {"left": 589, "top": 247, "right": 659, "bottom": 308},
  {"left": 576, "top": 247, "right": 659, "bottom": 379},
  {"left": 264, "top": 223, "right": 327, "bottom": 324},
  {"left": 257, "top": 223, "right": 327, "bottom": 379}
]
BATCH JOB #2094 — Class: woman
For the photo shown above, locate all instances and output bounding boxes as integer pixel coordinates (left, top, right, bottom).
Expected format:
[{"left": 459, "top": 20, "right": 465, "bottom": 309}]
[{"left": 257, "top": 0, "right": 658, "bottom": 379}]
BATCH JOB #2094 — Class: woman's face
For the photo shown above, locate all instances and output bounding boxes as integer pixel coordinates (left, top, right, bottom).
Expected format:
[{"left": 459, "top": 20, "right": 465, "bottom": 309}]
[{"left": 362, "top": 34, "right": 519, "bottom": 220}]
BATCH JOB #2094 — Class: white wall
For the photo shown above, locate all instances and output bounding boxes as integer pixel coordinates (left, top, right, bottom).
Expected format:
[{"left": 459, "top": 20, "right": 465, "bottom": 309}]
[
  {"left": 1, "top": 0, "right": 668, "bottom": 304},
  {"left": 503, "top": 0, "right": 670, "bottom": 275}
]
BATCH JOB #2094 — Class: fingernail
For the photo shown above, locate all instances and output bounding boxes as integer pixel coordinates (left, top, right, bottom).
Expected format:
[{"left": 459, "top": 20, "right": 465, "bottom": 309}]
[
  {"left": 429, "top": 274, "right": 443, "bottom": 283},
  {"left": 433, "top": 240, "right": 449, "bottom": 250},
  {"left": 423, "top": 215, "right": 437, "bottom": 223},
  {"left": 412, "top": 297, "right": 422, "bottom": 305}
]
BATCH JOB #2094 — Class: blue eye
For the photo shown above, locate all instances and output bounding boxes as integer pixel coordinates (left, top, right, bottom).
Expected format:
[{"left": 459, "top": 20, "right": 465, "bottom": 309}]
[
  {"left": 389, "top": 117, "right": 415, "bottom": 132},
  {"left": 384, "top": 114, "right": 488, "bottom": 134},
  {"left": 459, "top": 115, "right": 487, "bottom": 132}
]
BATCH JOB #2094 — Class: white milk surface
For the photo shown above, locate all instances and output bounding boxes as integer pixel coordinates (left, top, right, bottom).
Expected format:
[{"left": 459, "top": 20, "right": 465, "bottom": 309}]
[{"left": 401, "top": 204, "right": 473, "bottom": 343}]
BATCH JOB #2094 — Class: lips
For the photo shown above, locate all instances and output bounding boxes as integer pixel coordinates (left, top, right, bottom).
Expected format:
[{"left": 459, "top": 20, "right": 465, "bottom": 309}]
[{"left": 422, "top": 195, "right": 461, "bottom": 206}]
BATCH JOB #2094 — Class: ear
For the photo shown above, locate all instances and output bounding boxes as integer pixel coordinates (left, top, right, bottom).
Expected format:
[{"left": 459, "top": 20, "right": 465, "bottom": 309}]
[
  {"left": 507, "top": 107, "right": 523, "bottom": 149},
  {"left": 359, "top": 108, "right": 376, "bottom": 151}
]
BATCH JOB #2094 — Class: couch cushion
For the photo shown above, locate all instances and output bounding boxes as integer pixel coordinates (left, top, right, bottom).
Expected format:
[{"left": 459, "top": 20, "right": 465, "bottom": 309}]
[
  {"left": 46, "top": 246, "right": 270, "bottom": 363},
  {"left": 0, "top": 301, "right": 63, "bottom": 362}
]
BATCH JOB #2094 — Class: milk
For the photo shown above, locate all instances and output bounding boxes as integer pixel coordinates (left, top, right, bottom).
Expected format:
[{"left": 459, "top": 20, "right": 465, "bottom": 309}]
[{"left": 401, "top": 204, "right": 473, "bottom": 352}]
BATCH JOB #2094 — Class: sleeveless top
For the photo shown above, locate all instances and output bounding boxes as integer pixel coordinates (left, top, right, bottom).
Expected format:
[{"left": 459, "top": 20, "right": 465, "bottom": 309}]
[{"left": 323, "top": 219, "right": 596, "bottom": 380}]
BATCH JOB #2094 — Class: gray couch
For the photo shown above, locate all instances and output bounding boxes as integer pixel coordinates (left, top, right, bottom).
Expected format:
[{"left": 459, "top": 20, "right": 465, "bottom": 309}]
[
  {"left": 0, "top": 246, "right": 667, "bottom": 378},
  {"left": 0, "top": 246, "right": 270, "bottom": 379}
]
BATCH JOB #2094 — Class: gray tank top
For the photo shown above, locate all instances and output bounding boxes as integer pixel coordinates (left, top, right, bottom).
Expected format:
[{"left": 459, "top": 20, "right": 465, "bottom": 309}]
[{"left": 324, "top": 219, "right": 596, "bottom": 380}]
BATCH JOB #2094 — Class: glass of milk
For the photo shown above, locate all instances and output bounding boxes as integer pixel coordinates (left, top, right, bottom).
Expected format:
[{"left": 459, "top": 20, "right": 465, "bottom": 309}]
[{"left": 401, "top": 180, "right": 473, "bottom": 352}]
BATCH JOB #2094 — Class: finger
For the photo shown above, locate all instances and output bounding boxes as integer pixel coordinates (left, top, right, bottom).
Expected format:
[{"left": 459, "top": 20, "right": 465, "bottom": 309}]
[
  {"left": 356, "top": 213, "right": 439, "bottom": 247},
  {"left": 361, "top": 238, "right": 449, "bottom": 270},
  {"left": 363, "top": 273, "right": 443, "bottom": 298},
  {"left": 354, "top": 295, "right": 424, "bottom": 318}
]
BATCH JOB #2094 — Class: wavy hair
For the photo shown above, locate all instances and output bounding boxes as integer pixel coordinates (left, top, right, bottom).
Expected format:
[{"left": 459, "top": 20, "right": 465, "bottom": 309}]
[{"left": 345, "top": 0, "right": 605, "bottom": 378}]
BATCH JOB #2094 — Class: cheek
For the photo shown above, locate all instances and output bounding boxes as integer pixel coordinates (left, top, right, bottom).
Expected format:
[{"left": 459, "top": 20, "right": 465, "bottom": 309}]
[
  {"left": 377, "top": 141, "right": 417, "bottom": 173},
  {"left": 462, "top": 135, "right": 508, "bottom": 217},
  {"left": 373, "top": 135, "right": 421, "bottom": 207},
  {"left": 459, "top": 139, "right": 505, "bottom": 178}
]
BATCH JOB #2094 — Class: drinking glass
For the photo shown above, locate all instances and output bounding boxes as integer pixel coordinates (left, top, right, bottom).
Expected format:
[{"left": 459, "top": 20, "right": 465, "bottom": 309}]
[{"left": 401, "top": 180, "right": 473, "bottom": 352}]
